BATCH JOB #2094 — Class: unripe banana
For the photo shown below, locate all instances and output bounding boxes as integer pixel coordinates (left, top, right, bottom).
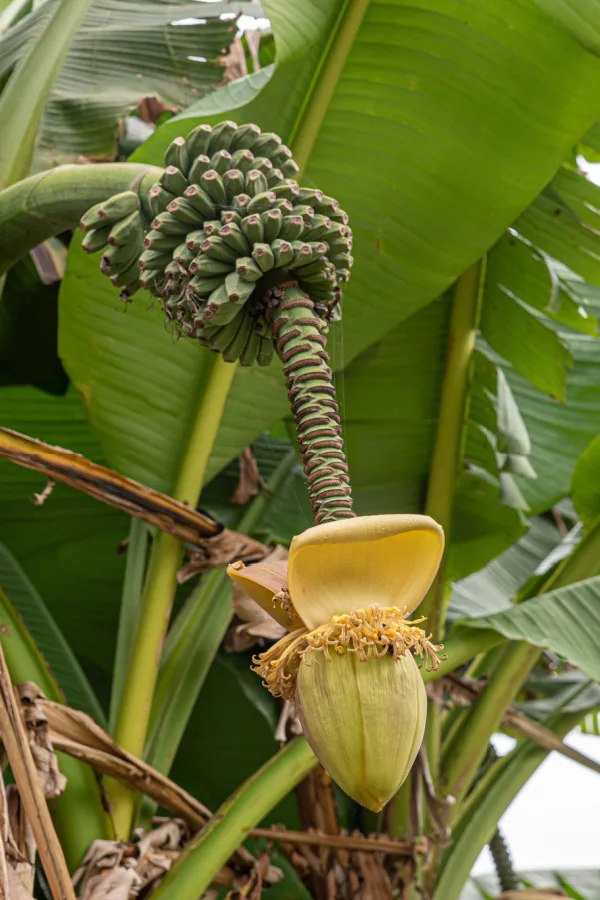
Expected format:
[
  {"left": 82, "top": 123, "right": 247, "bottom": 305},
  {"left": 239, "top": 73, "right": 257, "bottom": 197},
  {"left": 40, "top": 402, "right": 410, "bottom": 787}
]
[
  {"left": 200, "top": 170, "right": 227, "bottom": 206},
  {"left": 208, "top": 120, "right": 238, "bottom": 153},
  {"left": 148, "top": 184, "right": 177, "bottom": 217},
  {"left": 184, "top": 184, "right": 217, "bottom": 220},
  {"left": 210, "top": 149, "right": 233, "bottom": 174},
  {"left": 336, "top": 267, "right": 352, "bottom": 283},
  {"left": 245, "top": 169, "right": 269, "bottom": 197},
  {"left": 202, "top": 220, "right": 222, "bottom": 236},
  {"left": 241, "top": 214, "right": 264, "bottom": 244},
  {"left": 151, "top": 212, "right": 189, "bottom": 236},
  {"left": 218, "top": 223, "right": 250, "bottom": 255},
  {"left": 143, "top": 230, "right": 181, "bottom": 252},
  {"left": 102, "top": 239, "right": 139, "bottom": 270},
  {"left": 271, "top": 181, "right": 300, "bottom": 201},
  {"left": 203, "top": 284, "right": 241, "bottom": 326},
  {"left": 81, "top": 226, "right": 111, "bottom": 253},
  {"left": 138, "top": 247, "right": 174, "bottom": 271},
  {"left": 270, "top": 144, "right": 293, "bottom": 168},
  {"left": 120, "top": 280, "right": 140, "bottom": 301},
  {"left": 236, "top": 257, "right": 263, "bottom": 282},
  {"left": 295, "top": 257, "right": 330, "bottom": 278},
  {"left": 230, "top": 148, "right": 255, "bottom": 171},
  {"left": 221, "top": 210, "right": 242, "bottom": 227},
  {"left": 280, "top": 215, "right": 306, "bottom": 242},
  {"left": 186, "top": 229, "right": 207, "bottom": 253},
  {"left": 298, "top": 187, "right": 324, "bottom": 204},
  {"left": 252, "top": 242, "right": 275, "bottom": 273},
  {"left": 223, "top": 169, "right": 245, "bottom": 200},
  {"left": 292, "top": 204, "right": 315, "bottom": 221},
  {"left": 173, "top": 242, "right": 196, "bottom": 268},
  {"left": 140, "top": 269, "right": 163, "bottom": 292},
  {"left": 108, "top": 212, "right": 143, "bottom": 247},
  {"left": 313, "top": 195, "right": 340, "bottom": 217},
  {"left": 166, "top": 197, "right": 204, "bottom": 227},
  {"left": 262, "top": 208, "right": 282, "bottom": 243},
  {"left": 329, "top": 251, "right": 352, "bottom": 268},
  {"left": 246, "top": 191, "right": 277, "bottom": 213},
  {"left": 240, "top": 326, "right": 261, "bottom": 366},
  {"left": 266, "top": 167, "right": 286, "bottom": 187},
  {"left": 225, "top": 271, "right": 256, "bottom": 304},
  {"left": 251, "top": 156, "right": 274, "bottom": 174},
  {"left": 229, "top": 123, "right": 261, "bottom": 151},
  {"left": 186, "top": 123, "right": 212, "bottom": 159},
  {"left": 110, "top": 257, "right": 141, "bottom": 287},
  {"left": 188, "top": 155, "right": 212, "bottom": 185},
  {"left": 233, "top": 193, "right": 251, "bottom": 212},
  {"left": 80, "top": 191, "right": 139, "bottom": 230},
  {"left": 257, "top": 334, "right": 275, "bottom": 367},
  {"left": 222, "top": 312, "right": 253, "bottom": 362},
  {"left": 304, "top": 215, "right": 333, "bottom": 240},
  {"left": 189, "top": 274, "right": 225, "bottom": 295},
  {"left": 199, "top": 235, "right": 238, "bottom": 263},
  {"left": 189, "top": 255, "right": 233, "bottom": 277},
  {"left": 208, "top": 314, "right": 244, "bottom": 349},
  {"left": 165, "top": 136, "right": 190, "bottom": 176},
  {"left": 160, "top": 166, "right": 188, "bottom": 196},
  {"left": 271, "top": 239, "right": 294, "bottom": 266},
  {"left": 281, "top": 159, "right": 300, "bottom": 178},
  {"left": 273, "top": 198, "right": 294, "bottom": 215},
  {"left": 250, "top": 132, "right": 282, "bottom": 157}
]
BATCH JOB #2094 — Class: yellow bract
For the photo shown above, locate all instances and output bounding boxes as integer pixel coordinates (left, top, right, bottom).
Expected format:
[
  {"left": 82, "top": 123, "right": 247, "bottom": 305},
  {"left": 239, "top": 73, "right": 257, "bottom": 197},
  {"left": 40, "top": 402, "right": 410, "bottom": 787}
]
[
  {"left": 226, "top": 558, "right": 295, "bottom": 629},
  {"left": 288, "top": 514, "right": 444, "bottom": 631}
]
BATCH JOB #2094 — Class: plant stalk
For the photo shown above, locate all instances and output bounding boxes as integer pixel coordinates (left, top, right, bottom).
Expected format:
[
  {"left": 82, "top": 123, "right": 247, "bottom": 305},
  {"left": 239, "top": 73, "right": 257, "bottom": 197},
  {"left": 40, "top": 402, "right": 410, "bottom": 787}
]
[
  {"left": 108, "top": 355, "right": 237, "bottom": 838},
  {"left": 151, "top": 739, "right": 317, "bottom": 900},
  {"left": 0, "top": 163, "right": 162, "bottom": 273}
]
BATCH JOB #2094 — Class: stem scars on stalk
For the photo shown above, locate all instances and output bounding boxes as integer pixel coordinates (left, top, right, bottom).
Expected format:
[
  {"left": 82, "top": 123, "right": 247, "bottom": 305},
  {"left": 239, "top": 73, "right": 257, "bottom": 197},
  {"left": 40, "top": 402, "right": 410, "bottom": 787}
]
[{"left": 81, "top": 121, "right": 446, "bottom": 813}]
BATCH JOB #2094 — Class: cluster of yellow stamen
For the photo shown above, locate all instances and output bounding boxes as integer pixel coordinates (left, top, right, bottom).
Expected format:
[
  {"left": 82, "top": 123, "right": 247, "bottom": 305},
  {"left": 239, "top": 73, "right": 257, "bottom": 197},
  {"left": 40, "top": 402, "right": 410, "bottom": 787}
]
[{"left": 252, "top": 605, "right": 445, "bottom": 701}]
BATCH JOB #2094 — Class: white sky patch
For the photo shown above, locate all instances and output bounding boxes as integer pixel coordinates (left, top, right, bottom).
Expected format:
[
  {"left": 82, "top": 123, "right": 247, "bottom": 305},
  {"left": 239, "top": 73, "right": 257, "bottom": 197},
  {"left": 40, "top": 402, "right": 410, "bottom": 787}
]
[
  {"left": 578, "top": 155, "right": 600, "bottom": 186},
  {"left": 472, "top": 729, "right": 600, "bottom": 876}
]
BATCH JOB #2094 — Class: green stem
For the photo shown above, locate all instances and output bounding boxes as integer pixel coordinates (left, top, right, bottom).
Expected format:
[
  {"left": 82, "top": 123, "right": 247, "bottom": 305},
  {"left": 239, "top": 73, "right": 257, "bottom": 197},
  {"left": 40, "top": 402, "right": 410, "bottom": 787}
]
[
  {"left": 289, "top": 0, "right": 371, "bottom": 170},
  {"left": 0, "top": 163, "right": 162, "bottom": 273},
  {"left": 0, "top": 0, "right": 96, "bottom": 187},
  {"left": 108, "top": 519, "right": 149, "bottom": 734},
  {"left": 108, "top": 355, "right": 237, "bottom": 838},
  {"left": 151, "top": 739, "right": 317, "bottom": 900},
  {"left": 273, "top": 285, "right": 353, "bottom": 524}
]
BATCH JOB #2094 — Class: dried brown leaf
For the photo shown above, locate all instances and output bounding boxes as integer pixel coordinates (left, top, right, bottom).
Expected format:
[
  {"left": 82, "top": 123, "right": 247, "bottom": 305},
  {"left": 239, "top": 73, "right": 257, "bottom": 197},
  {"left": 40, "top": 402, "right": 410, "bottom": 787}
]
[
  {"left": 177, "top": 530, "right": 268, "bottom": 583},
  {"left": 230, "top": 448, "right": 264, "bottom": 505}
]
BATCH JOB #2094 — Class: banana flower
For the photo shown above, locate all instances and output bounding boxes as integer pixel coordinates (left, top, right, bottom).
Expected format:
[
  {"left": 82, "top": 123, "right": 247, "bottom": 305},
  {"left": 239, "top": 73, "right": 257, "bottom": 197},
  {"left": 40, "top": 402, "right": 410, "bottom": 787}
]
[{"left": 228, "top": 514, "right": 444, "bottom": 811}]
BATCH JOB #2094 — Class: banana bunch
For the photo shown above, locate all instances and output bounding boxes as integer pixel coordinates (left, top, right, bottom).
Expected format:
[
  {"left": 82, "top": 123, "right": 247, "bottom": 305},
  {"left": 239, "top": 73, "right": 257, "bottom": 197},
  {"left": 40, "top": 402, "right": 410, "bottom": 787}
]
[
  {"left": 80, "top": 191, "right": 147, "bottom": 301},
  {"left": 81, "top": 121, "right": 353, "bottom": 366}
]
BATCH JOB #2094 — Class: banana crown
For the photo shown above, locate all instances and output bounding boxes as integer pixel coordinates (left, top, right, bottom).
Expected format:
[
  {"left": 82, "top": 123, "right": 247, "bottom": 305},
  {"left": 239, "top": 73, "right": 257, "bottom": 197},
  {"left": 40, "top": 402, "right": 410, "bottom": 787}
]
[{"left": 79, "top": 121, "right": 353, "bottom": 368}]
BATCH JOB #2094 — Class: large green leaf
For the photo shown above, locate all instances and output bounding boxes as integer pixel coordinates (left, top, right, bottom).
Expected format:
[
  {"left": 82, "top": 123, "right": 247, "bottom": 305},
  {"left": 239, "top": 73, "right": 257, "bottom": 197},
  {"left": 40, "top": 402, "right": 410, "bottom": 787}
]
[
  {"left": 0, "top": 1, "right": 242, "bottom": 170},
  {"left": 571, "top": 432, "right": 600, "bottom": 527},
  {"left": 61, "top": 0, "right": 600, "bottom": 498},
  {"left": 454, "top": 574, "right": 600, "bottom": 679}
]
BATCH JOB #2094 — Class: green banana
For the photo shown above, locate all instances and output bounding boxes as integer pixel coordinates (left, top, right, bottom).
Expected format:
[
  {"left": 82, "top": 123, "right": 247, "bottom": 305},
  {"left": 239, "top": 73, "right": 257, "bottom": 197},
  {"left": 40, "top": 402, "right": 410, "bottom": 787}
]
[
  {"left": 81, "top": 226, "right": 111, "bottom": 253},
  {"left": 202, "top": 220, "right": 222, "bottom": 236},
  {"left": 250, "top": 132, "right": 282, "bottom": 157},
  {"left": 219, "top": 223, "right": 250, "bottom": 255},
  {"left": 336, "top": 267, "right": 351, "bottom": 283},
  {"left": 139, "top": 247, "right": 174, "bottom": 271},
  {"left": 246, "top": 191, "right": 277, "bottom": 213},
  {"left": 108, "top": 212, "right": 143, "bottom": 247},
  {"left": 80, "top": 191, "right": 139, "bottom": 230},
  {"left": 151, "top": 212, "right": 189, "bottom": 236},
  {"left": 281, "top": 159, "right": 300, "bottom": 178},
  {"left": 210, "top": 149, "right": 233, "bottom": 174},
  {"left": 200, "top": 170, "right": 227, "bottom": 206},
  {"left": 165, "top": 136, "right": 190, "bottom": 175},
  {"left": 110, "top": 257, "right": 141, "bottom": 287},
  {"left": 189, "top": 255, "right": 233, "bottom": 277},
  {"left": 143, "top": 229, "right": 181, "bottom": 252},
  {"left": 257, "top": 334, "right": 275, "bottom": 367},
  {"left": 273, "top": 198, "right": 294, "bottom": 215},
  {"left": 209, "top": 313, "right": 245, "bottom": 350},
  {"left": 186, "top": 124, "right": 212, "bottom": 159},
  {"left": 188, "top": 155, "right": 212, "bottom": 185},
  {"left": 298, "top": 187, "right": 324, "bottom": 204},
  {"left": 240, "top": 214, "right": 264, "bottom": 244},
  {"left": 266, "top": 167, "right": 285, "bottom": 187},
  {"left": 102, "top": 238, "right": 140, "bottom": 269},
  {"left": 184, "top": 184, "right": 217, "bottom": 219},
  {"left": 186, "top": 230, "right": 206, "bottom": 253},
  {"left": 166, "top": 197, "right": 204, "bottom": 227},
  {"left": 292, "top": 204, "right": 315, "bottom": 221},
  {"left": 251, "top": 156, "right": 274, "bottom": 174},
  {"left": 189, "top": 274, "right": 225, "bottom": 295},
  {"left": 270, "top": 145, "right": 293, "bottom": 168},
  {"left": 230, "top": 149, "right": 255, "bottom": 171},
  {"left": 233, "top": 193, "right": 251, "bottom": 212},
  {"left": 245, "top": 169, "right": 269, "bottom": 197},
  {"left": 120, "top": 280, "right": 140, "bottom": 300},
  {"left": 329, "top": 251, "right": 352, "bottom": 268},
  {"left": 295, "top": 257, "right": 330, "bottom": 278},
  {"left": 271, "top": 181, "right": 300, "bottom": 201},
  {"left": 304, "top": 215, "right": 333, "bottom": 240},
  {"left": 235, "top": 257, "right": 263, "bottom": 282},
  {"left": 271, "top": 239, "right": 294, "bottom": 266},
  {"left": 202, "top": 284, "right": 241, "bottom": 326},
  {"left": 252, "top": 242, "right": 274, "bottom": 273},
  {"left": 229, "top": 123, "right": 261, "bottom": 151},
  {"left": 223, "top": 169, "right": 245, "bottom": 200},
  {"left": 239, "top": 326, "right": 261, "bottom": 366},
  {"left": 262, "top": 208, "right": 282, "bottom": 243},
  {"left": 160, "top": 166, "right": 189, "bottom": 196},
  {"left": 208, "top": 120, "right": 238, "bottom": 153},
  {"left": 313, "top": 195, "right": 340, "bottom": 217},
  {"left": 221, "top": 210, "right": 242, "bottom": 227},
  {"left": 173, "top": 243, "right": 196, "bottom": 268},
  {"left": 199, "top": 235, "right": 238, "bottom": 263},
  {"left": 148, "top": 185, "right": 177, "bottom": 217},
  {"left": 140, "top": 269, "right": 163, "bottom": 292},
  {"left": 225, "top": 271, "right": 256, "bottom": 304},
  {"left": 280, "top": 215, "right": 306, "bottom": 242},
  {"left": 222, "top": 312, "right": 252, "bottom": 362}
]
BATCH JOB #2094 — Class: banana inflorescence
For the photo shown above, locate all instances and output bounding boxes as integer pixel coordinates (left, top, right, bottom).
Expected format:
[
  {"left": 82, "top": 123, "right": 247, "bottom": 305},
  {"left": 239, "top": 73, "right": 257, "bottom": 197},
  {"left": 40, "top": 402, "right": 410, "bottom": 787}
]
[{"left": 79, "top": 122, "right": 353, "bottom": 369}]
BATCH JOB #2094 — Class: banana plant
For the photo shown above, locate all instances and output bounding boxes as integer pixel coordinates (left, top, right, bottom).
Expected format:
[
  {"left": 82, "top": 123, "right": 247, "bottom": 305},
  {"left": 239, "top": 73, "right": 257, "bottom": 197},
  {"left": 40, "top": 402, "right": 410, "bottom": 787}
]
[{"left": 3, "top": 1, "right": 600, "bottom": 899}]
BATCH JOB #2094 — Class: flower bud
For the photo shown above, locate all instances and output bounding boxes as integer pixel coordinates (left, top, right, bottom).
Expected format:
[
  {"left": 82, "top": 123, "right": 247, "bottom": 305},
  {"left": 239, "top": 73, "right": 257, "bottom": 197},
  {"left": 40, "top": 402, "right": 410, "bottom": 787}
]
[{"left": 295, "top": 649, "right": 426, "bottom": 811}]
